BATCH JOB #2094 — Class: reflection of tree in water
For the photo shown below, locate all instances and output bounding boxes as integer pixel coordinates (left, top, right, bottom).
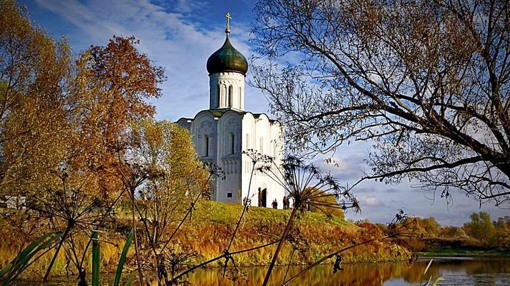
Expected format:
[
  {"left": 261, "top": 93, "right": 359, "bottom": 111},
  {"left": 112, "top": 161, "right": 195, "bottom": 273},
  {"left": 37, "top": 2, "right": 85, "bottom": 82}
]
[
  {"left": 187, "top": 264, "right": 391, "bottom": 285},
  {"left": 426, "top": 257, "right": 510, "bottom": 276},
  {"left": 182, "top": 257, "right": 510, "bottom": 285},
  {"left": 400, "top": 260, "right": 441, "bottom": 284},
  {"left": 184, "top": 263, "right": 416, "bottom": 285}
]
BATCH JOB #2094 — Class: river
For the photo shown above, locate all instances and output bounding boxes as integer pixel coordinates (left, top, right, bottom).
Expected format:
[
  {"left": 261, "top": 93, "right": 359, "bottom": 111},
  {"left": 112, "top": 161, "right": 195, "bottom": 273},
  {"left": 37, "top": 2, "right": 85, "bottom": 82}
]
[
  {"left": 20, "top": 255, "right": 510, "bottom": 285},
  {"left": 184, "top": 256, "right": 510, "bottom": 285}
]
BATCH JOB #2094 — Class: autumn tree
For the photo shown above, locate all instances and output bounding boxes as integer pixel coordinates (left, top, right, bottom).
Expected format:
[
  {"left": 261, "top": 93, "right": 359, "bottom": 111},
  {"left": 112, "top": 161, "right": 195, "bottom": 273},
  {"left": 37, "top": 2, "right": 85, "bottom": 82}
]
[
  {"left": 0, "top": 1, "right": 189, "bottom": 283},
  {"left": 0, "top": 0, "right": 77, "bottom": 200},
  {"left": 465, "top": 211, "right": 496, "bottom": 246},
  {"left": 129, "top": 119, "right": 209, "bottom": 233},
  {"left": 0, "top": 0, "right": 167, "bottom": 273},
  {"left": 0, "top": 0, "right": 165, "bottom": 201},
  {"left": 418, "top": 217, "right": 441, "bottom": 237},
  {"left": 0, "top": 3, "right": 117, "bottom": 280},
  {"left": 71, "top": 33, "right": 166, "bottom": 286},
  {"left": 252, "top": 0, "right": 510, "bottom": 206},
  {"left": 493, "top": 217, "right": 510, "bottom": 248},
  {"left": 74, "top": 35, "right": 166, "bottom": 200},
  {"left": 80, "top": 35, "right": 164, "bottom": 146},
  {"left": 127, "top": 119, "right": 208, "bottom": 282},
  {"left": 439, "top": 226, "right": 468, "bottom": 239}
]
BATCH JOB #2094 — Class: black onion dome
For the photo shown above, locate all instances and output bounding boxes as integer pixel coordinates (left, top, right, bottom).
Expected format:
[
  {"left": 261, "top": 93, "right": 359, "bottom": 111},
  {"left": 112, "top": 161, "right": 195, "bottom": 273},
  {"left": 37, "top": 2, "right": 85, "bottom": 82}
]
[{"left": 206, "top": 35, "right": 248, "bottom": 75}]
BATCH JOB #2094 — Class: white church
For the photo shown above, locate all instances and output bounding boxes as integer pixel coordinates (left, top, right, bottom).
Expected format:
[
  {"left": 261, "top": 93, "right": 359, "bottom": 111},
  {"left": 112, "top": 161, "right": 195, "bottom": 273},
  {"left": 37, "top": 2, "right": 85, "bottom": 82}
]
[{"left": 177, "top": 15, "right": 285, "bottom": 208}]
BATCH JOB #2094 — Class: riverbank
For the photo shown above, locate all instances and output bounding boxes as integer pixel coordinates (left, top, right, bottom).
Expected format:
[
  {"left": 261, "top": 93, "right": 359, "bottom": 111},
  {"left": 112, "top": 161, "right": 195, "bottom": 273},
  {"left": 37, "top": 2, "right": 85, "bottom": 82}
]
[
  {"left": 416, "top": 236, "right": 510, "bottom": 257},
  {"left": 0, "top": 200, "right": 411, "bottom": 279}
]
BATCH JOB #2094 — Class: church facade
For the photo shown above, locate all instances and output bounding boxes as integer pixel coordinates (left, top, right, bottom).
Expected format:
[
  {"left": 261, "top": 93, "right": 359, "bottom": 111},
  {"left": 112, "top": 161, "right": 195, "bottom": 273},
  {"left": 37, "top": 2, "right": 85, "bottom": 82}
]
[{"left": 177, "top": 17, "right": 284, "bottom": 208}]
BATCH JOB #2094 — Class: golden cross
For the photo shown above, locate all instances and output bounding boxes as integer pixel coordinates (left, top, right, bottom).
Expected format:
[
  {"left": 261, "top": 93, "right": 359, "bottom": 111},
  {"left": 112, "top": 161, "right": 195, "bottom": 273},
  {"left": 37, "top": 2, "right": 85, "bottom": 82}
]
[{"left": 225, "top": 12, "right": 231, "bottom": 29}]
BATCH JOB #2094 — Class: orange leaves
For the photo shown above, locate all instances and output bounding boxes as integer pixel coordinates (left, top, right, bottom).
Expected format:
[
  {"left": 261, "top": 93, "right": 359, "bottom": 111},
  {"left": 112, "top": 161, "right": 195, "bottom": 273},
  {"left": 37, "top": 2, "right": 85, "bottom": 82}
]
[
  {"left": 86, "top": 35, "right": 164, "bottom": 113},
  {"left": 0, "top": 0, "right": 75, "bottom": 198},
  {"left": 68, "top": 36, "right": 167, "bottom": 200},
  {"left": 0, "top": 0, "right": 167, "bottom": 205},
  {"left": 78, "top": 35, "right": 165, "bottom": 158}
]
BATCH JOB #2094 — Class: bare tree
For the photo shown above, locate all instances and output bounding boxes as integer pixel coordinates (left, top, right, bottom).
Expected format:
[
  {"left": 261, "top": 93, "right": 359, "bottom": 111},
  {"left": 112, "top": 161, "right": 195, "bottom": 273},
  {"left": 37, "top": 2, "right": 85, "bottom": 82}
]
[{"left": 251, "top": 0, "right": 510, "bottom": 206}]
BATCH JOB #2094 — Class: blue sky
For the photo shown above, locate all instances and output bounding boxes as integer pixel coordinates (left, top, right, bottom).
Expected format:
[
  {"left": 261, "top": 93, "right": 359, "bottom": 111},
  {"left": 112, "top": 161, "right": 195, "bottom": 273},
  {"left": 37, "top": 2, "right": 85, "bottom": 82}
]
[{"left": 17, "top": 0, "right": 508, "bottom": 227}]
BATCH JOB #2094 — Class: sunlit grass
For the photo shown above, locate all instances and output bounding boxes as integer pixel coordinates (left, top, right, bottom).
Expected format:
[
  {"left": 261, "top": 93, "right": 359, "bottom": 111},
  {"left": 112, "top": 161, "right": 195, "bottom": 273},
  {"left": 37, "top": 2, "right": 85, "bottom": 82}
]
[{"left": 0, "top": 200, "right": 410, "bottom": 280}]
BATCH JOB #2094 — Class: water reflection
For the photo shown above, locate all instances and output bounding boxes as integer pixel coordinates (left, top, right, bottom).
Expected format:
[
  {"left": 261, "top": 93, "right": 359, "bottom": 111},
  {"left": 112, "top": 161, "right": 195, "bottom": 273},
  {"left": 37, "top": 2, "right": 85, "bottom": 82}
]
[
  {"left": 185, "top": 256, "right": 510, "bottom": 285},
  {"left": 22, "top": 256, "right": 510, "bottom": 285}
]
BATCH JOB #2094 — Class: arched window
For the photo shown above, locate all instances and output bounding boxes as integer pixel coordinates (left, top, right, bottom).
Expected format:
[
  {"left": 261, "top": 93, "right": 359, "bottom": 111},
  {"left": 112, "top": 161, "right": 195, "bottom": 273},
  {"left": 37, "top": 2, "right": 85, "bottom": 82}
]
[
  {"left": 245, "top": 133, "right": 249, "bottom": 149},
  {"left": 216, "top": 85, "right": 221, "bottom": 108},
  {"left": 259, "top": 137, "right": 264, "bottom": 154},
  {"left": 228, "top": 85, "right": 233, "bottom": 107},
  {"left": 204, "top": 135, "right": 209, "bottom": 157},
  {"left": 223, "top": 85, "right": 228, "bottom": 106},
  {"left": 229, "top": 132, "right": 235, "bottom": 154}
]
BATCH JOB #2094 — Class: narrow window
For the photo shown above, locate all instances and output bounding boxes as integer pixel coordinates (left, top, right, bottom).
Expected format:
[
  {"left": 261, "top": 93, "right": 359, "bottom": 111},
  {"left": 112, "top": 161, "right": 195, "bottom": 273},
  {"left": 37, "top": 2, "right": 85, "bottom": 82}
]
[
  {"left": 205, "top": 135, "right": 209, "bottom": 157},
  {"left": 230, "top": 133, "right": 235, "bottom": 154},
  {"left": 223, "top": 85, "right": 228, "bottom": 106},
  {"left": 228, "top": 85, "right": 233, "bottom": 107},
  {"left": 259, "top": 137, "right": 264, "bottom": 154},
  {"left": 216, "top": 85, "right": 220, "bottom": 108}
]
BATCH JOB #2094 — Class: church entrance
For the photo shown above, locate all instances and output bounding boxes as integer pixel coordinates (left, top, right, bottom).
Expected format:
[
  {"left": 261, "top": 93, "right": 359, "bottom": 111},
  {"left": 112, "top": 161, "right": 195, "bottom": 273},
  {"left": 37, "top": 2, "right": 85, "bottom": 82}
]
[{"left": 258, "top": 188, "right": 267, "bottom": 207}]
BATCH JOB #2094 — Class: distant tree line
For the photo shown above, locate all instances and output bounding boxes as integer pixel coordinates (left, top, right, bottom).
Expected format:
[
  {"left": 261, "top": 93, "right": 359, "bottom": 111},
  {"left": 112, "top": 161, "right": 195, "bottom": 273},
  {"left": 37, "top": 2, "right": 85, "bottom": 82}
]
[{"left": 375, "top": 212, "right": 510, "bottom": 251}]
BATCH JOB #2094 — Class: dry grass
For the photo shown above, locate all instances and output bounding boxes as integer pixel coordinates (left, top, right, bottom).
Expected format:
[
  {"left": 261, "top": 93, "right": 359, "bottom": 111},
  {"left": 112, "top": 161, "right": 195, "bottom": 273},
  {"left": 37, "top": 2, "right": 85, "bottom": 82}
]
[{"left": 0, "top": 200, "right": 410, "bottom": 280}]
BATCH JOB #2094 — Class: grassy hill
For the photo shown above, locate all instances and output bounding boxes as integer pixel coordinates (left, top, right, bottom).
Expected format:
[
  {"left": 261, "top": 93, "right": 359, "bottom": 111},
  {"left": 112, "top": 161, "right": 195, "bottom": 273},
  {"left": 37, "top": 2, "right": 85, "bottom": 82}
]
[
  {"left": 163, "top": 200, "right": 410, "bottom": 266},
  {"left": 0, "top": 200, "right": 410, "bottom": 279}
]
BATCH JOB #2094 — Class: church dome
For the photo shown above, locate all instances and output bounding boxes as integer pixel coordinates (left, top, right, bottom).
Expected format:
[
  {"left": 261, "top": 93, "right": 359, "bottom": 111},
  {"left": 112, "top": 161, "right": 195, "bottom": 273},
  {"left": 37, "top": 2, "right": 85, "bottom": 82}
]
[{"left": 206, "top": 35, "right": 248, "bottom": 76}]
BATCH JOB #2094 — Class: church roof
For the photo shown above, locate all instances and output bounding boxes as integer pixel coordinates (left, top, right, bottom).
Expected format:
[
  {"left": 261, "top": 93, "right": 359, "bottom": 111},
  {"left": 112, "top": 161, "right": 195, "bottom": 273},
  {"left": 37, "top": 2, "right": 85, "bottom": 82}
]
[
  {"left": 206, "top": 14, "right": 248, "bottom": 76},
  {"left": 206, "top": 36, "right": 248, "bottom": 75}
]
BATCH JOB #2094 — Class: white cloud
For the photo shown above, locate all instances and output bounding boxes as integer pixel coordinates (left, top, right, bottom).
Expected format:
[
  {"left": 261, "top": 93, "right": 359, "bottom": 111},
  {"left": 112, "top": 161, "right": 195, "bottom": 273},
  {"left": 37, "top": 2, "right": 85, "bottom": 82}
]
[
  {"left": 359, "top": 195, "right": 385, "bottom": 208},
  {"left": 32, "top": 0, "right": 262, "bottom": 121}
]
